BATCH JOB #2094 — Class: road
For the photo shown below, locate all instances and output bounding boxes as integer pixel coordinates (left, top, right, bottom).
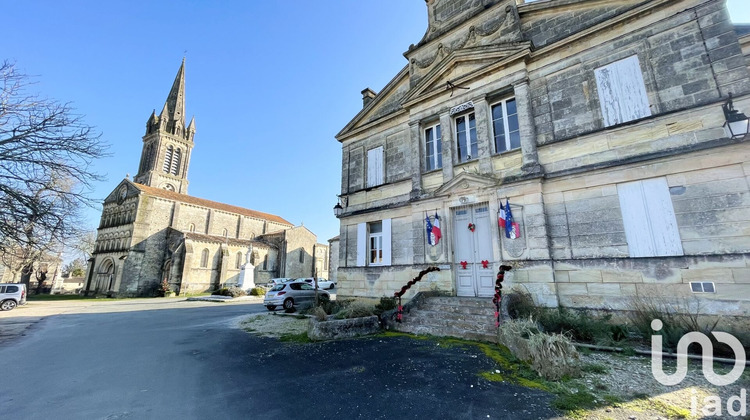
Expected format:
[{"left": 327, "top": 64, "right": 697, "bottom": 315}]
[{"left": 0, "top": 298, "right": 557, "bottom": 419}]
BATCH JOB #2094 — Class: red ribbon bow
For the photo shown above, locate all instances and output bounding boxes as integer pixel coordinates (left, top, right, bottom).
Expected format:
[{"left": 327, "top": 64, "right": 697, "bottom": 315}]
[
  {"left": 459, "top": 261, "right": 468, "bottom": 269},
  {"left": 481, "top": 260, "right": 489, "bottom": 269}
]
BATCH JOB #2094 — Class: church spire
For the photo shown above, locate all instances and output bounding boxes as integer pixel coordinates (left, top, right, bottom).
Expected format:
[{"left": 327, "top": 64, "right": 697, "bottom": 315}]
[{"left": 165, "top": 58, "right": 186, "bottom": 126}]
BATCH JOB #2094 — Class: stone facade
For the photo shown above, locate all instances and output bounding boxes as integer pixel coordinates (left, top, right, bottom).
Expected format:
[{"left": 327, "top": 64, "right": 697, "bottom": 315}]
[
  {"left": 335, "top": 0, "right": 750, "bottom": 317},
  {"left": 86, "top": 62, "right": 328, "bottom": 296}
]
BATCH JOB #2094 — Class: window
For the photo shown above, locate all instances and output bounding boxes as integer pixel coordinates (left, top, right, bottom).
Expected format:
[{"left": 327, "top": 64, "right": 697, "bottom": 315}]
[
  {"left": 366, "top": 146, "right": 384, "bottom": 187},
  {"left": 356, "top": 219, "right": 392, "bottom": 266},
  {"left": 222, "top": 228, "right": 228, "bottom": 237},
  {"left": 595, "top": 55, "right": 651, "bottom": 127},
  {"left": 170, "top": 148, "right": 181, "bottom": 175},
  {"left": 424, "top": 124, "right": 442, "bottom": 171},
  {"left": 163, "top": 146, "right": 173, "bottom": 172},
  {"left": 690, "top": 282, "right": 716, "bottom": 293},
  {"left": 455, "top": 112, "right": 477, "bottom": 163},
  {"left": 200, "top": 249, "right": 209, "bottom": 268},
  {"left": 491, "top": 98, "right": 520, "bottom": 153},
  {"left": 188, "top": 223, "right": 195, "bottom": 232},
  {"left": 235, "top": 252, "right": 242, "bottom": 269},
  {"left": 263, "top": 255, "right": 268, "bottom": 270},
  {"left": 617, "top": 178, "right": 683, "bottom": 257},
  {"left": 299, "top": 249, "right": 305, "bottom": 264}
]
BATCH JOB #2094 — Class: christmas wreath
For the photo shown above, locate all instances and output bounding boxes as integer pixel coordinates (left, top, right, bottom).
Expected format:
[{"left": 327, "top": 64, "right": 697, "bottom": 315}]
[{"left": 468, "top": 223, "right": 475, "bottom": 232}]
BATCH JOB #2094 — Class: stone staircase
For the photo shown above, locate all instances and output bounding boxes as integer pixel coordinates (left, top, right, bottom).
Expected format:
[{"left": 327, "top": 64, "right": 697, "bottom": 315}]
[{"left": 393, "top": 296, "right": 499, "bottom": 343}]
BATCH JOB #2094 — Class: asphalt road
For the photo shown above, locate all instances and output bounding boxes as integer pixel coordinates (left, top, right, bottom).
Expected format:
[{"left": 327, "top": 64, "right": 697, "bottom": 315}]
[{"left": 0, "top": 299, "right": 558, "bottom": 419}]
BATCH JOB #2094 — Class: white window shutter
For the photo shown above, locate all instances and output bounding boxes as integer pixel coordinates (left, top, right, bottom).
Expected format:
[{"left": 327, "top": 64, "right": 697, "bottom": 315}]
[
  {"left": 356, "top": 223, "right": 366, "bottom": 267},
  {"left": 618, "top": 181, "right": 656, "bottom": 257},
  {"left": 367, "top": 146, "right": 384, "bottom": 187},
  {"left": 596, "top": 55, "right": 650, "bottom": 127},
  {"left": 641, "top": 178, "right": 683, "bottom": 256},
  {"left": 382, "top": 218, "right": 392, "bottom": 266}
]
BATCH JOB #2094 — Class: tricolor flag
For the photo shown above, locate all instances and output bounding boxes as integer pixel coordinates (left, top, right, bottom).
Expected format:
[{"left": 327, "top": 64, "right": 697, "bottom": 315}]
[
  {"left": 499, "top": 200, "right": 521, "bottom": 239},
  {"left": 426, "top": 213, "right": 442, "bottom": 246},
  {"left": 432, "top": 212, "right": 442, "bottom": 244}
]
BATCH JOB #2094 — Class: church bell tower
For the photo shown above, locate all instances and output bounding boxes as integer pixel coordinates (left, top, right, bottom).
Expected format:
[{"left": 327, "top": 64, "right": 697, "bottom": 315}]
[{"left": 134, "top": 59, "right": 196, "bottom": 194}]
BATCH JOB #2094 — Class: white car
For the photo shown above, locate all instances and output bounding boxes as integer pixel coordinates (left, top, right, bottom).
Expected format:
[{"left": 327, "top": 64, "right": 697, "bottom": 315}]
[
  {"left": 0, "top": 283, "right": 27, "bottom": 311},
  {"left": 265, "top": 278, "right": 295, "bottom": 288},
  {"left": 295, "top": 277, "right": 335, "bottom": 290}
]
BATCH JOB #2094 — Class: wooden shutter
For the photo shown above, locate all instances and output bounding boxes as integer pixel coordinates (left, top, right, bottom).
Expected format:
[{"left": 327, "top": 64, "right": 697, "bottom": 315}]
[
  {"left": 356, "top": 223, "right": 366, "bottom": 267},
  {"left": 595, "top": 55, "right": 650, "bottom": 127},
  {"left": 382, "top": 218, "right": 392, "bottom": 266},
  {"left": 367, "top": 146, "right": 383, "bottom": 187},
  {"left": 618, "top": 178, "right": 683, "bottom": 257}
]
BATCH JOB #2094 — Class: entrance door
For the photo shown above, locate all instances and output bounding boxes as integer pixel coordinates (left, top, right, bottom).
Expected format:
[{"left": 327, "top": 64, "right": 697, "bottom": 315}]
[{"left": 454, "top": 204, "right": 495, "bottom": 297}]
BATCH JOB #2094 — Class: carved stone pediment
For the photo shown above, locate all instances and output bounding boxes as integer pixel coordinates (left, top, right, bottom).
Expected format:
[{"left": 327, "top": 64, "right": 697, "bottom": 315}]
[{"left": 434, "top": 171, "right": 499, "bottom": 196}]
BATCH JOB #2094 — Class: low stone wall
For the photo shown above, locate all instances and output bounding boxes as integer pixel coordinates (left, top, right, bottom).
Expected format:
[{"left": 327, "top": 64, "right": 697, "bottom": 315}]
[{"left": 307, "top": 315, "right": 380, "bottom": 341}]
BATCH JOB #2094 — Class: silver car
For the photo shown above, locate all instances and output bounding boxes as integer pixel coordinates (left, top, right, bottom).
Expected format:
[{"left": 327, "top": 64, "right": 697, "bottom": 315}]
[
  {"left": 264, "top": 282, "right": 330, "bottom": 311},
  {"left": 0, "top": 283, "right": 27, "bottom": 311}
]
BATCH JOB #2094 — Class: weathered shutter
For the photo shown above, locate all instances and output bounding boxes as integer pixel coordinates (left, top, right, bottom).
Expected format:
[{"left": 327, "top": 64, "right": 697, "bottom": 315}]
[
  {"left": 367, "top": 146, "right": 383, "bottom": 187},
  {"left": 356, "top": 223, "right": 366, "bottom": 267},
  {"left": 382, "top": 218, "right": 392, "bottom": 266},
  {"left": 641, "top": 178, "right": 683, "bottom": 256},
  {"left": 595, "top": 55, "right": 650, "bottom": 127},
  {"left": 618, "top": 178, "right": 682, "bottom": 257}
]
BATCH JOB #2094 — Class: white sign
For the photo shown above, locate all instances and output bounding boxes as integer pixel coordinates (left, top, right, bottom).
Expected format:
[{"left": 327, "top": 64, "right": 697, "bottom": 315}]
[{"left": 449, "top": 101, "right": 474, "bottom": 116}]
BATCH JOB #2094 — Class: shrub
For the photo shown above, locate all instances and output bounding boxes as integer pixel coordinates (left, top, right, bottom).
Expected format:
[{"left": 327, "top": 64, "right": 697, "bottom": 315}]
[
  {"left": 499, "top": 318, "right": 580, "bottom": 380},
  {"left": 311, "top": 306, "right": 328, "bottom": 322},
  {"left": 212, "top": 286, "right": 247, "bottom": 298},
  {"left": 334, "top": 301, "right": 376, "bottom": 319},
  {"left": 374, "top": 296, "right": 397, "bottom": 315},
  {"left": 249, "top": 287, "right": 266, "bottom": 296}
]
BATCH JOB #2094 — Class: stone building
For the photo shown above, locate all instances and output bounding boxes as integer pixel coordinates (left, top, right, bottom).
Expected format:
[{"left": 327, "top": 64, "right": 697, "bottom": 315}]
[
  {"left": 86, "top": 61, "right": 327, "bottom": 296},
  {"left": 335, "top": 0, "right": 750, "bottom": 316}
]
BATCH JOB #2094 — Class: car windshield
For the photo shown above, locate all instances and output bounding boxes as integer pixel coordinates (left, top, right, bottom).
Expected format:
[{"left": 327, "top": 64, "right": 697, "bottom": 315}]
[{"left": 270, "top": 285, "right": 285, "bottom": 292}]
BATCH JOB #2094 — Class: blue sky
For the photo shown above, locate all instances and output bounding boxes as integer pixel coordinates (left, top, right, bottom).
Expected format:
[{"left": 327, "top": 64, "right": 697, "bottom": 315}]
[{"left": 3, "top": 1, "right": 750, "bottom": 251}]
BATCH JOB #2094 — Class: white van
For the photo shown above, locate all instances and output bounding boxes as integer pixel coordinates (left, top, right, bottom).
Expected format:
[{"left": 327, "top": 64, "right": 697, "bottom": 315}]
[{"left": 0, "top": 283, "right": 27, "bottom": 311}]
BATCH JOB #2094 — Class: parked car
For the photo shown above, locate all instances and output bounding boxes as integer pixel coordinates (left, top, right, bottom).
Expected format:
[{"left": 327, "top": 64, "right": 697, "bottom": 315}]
[
  {"left": 0, "top": 283, "right": 27, "bottom": 311},
  {"left": 295, "top": 277, "right": 336, "bottom": 290},
  {"left": 264, "top": 282, "right": 331, "bottom": 311},
  {"left": 265, "top": 278, "right": 295, "bottom": 288}
]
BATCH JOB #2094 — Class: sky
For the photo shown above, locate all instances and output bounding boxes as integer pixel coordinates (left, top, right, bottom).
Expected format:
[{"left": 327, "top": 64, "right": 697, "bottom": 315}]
[{"left": 3, "top": 0, "right": 750, "bottom": 258}]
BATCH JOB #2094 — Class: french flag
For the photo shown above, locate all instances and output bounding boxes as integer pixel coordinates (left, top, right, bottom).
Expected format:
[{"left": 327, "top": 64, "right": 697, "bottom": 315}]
[
  {"left": 426, "top": 213, "right": 442, "bottom": 246},
  {"left": 499, "top": 200, "right": 521, "bottom": 239}
]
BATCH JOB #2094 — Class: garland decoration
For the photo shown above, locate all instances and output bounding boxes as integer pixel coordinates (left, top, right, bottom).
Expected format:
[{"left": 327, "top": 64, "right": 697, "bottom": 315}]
[{"left": 493, "top": 265, "right": 513, "bottom": 327}]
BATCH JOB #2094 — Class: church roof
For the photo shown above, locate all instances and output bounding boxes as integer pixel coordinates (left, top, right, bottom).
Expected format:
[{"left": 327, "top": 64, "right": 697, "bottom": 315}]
[{"left": 132, "top": 182, "right": 293, "bottom": 226}]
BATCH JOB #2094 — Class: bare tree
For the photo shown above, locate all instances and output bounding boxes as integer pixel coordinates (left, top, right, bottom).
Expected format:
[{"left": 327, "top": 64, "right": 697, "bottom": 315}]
[{"left": 0, "top": 60, "right": 107, "bottom": 286}]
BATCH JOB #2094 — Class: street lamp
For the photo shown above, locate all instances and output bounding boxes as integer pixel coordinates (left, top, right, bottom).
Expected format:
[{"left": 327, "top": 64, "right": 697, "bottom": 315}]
[
  {"left": 333, "top": 196, "right": 346, "bottom": 217},
  {"left": 722, "top": 93, "right": 750, "bottom": 138}
]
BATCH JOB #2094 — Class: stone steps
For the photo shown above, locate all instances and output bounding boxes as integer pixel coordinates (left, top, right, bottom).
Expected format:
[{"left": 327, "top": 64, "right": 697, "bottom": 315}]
[{"left": 392, "top": 296, "right": 500, "bottom": 343}]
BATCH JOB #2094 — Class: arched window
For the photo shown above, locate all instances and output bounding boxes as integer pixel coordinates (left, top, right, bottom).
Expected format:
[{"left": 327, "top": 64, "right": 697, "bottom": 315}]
[
  {"left": 263, "top": 255, "right": 268, "bottom": 270},
  {"left": 235, "top": 252, "right": 242, "bottom": 269},
  {"left": 188, "top": 223, "right": 195, "bottom": 232},
  {"left": 222, "top": 228, "right": 228, "bottom": 237},
  {"left": 115, "top": 239, "right": 121, "bottom": 250},
  {"left": 163, "top": 145, "right": 174, "bottom": 172},
  {"left": 170, "top": 148, "right": 181, "bottom": 175},
  {"left": 200, "top": 249, "right": 209, "bottom": 268}
]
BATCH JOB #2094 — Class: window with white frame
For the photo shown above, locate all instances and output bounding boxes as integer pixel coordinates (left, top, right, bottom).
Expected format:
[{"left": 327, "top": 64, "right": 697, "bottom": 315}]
[
  {"left": 356, "top": 219, "right": 392, "bottom": 266},
  {"left": 595, "top": 55, "right": 651, "bottom": 127},
  {"left": 424, "top": 123, "right": 442, "bottom": 172},
  {"left": 690, "top": 282, "right": 715, "bottom": 293},
  {"left": 455, "top": 112, "right": 477, "bottom": 163},
  {"left": 617, "top": 178, "right": 683, "bottom": 257},
  {"left": 366, "top": 146, "right": 384, "bottom": 187},
  {"left": 491, "top": 98, "right": 521, "bottom": 153}
]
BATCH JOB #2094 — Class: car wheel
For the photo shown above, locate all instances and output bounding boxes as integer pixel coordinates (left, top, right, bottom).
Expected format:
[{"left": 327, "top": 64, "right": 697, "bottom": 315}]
[
  {"left": 329, "top": 284, "right": 335, "bottom": 290},
  {"left": 283, "top": 298, "right": 294, "bottom": 310},
  {"left": 266, "top": 305, "right": 276, "bottom": 311},
  {"left": 1, "top": 299, "right": 17, "bottom": 311}
]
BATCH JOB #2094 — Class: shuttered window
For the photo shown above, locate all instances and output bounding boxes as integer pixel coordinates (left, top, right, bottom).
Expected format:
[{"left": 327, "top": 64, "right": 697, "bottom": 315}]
[
  {"left": 424, "top": 124, "right": 442, "bottom": 172},
  {"left": 617, "top": 178, "right": 683, "bottom": 257},
  {"left": 366, "top": 146, "right": 384, "bottom": 187},
  {"left": 595, "top": 55, "right": 651, "bottom": 127},
  {"left": 356, "top": 219, "right": 391, "bottom": 266}
]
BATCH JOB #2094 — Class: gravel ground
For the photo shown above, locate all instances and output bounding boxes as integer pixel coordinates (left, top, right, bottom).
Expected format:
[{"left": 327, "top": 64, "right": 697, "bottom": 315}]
[{"left": 237, "top": 314, "right": 749, "bottom": 419}]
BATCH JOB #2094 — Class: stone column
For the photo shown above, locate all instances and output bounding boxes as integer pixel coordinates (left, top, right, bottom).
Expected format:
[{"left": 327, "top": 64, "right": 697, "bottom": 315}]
[
  {"left": 409, "top": 120, "right": 422, "bottom": 199},
  {"left": 439, "top": 111, "right": 455, "bottom": 183},
  {"left": 473, "top": 97, "right": 494, "bottom": 174},
  {"left": 514, "top": 80, "right": 542, "bottom": 173}
]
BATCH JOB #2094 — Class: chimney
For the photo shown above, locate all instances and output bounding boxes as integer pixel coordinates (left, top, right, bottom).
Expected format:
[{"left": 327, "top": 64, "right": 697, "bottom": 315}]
[{"left": 361, "top": 88, "right": 376, "bottom": 108}]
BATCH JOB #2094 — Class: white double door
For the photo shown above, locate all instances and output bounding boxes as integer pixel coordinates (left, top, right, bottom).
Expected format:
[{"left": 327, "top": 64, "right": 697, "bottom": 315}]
[{"left": 453, "top": 204, "right": 495, "bottom": 297}]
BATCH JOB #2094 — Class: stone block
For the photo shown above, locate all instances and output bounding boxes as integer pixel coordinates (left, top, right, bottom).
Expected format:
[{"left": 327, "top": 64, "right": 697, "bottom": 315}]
[
  {"left": 731, "top": 268, "right": 750, "bottom": 283},
  {"left": 554, "top": 271, "right": 569, "bottom": 283},
  {"left": 602, "top": 270, "right": 643, "bottom": 283},
  {"left": 619, "top": 284, "right": 637, "bottom": 296},
  {"left": 587, "top": 283, "right": 621, "bottom": 296},
  {"left": 527, "top": 269, "right": 554, "bottom": 283},
  {"left": 557, "top": 283, "right": 587, "bottom": 295},
  {"left": 569, "top": 270, "right": 602, "bottom": 283}
]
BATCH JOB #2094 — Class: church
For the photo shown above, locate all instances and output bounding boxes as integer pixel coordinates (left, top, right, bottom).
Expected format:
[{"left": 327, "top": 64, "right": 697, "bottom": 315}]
[{"left": 85, "top": 60, "right": 328, "bottom": 297}]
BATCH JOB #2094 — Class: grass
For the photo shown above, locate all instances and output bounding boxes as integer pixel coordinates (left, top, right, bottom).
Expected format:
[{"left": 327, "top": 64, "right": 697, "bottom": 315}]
[
  {"left": 278, "top": 332, "right": 311, "bottom": 343},
  {"left": 27, "top": 294, "right": 89, "bottom": 301}
]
